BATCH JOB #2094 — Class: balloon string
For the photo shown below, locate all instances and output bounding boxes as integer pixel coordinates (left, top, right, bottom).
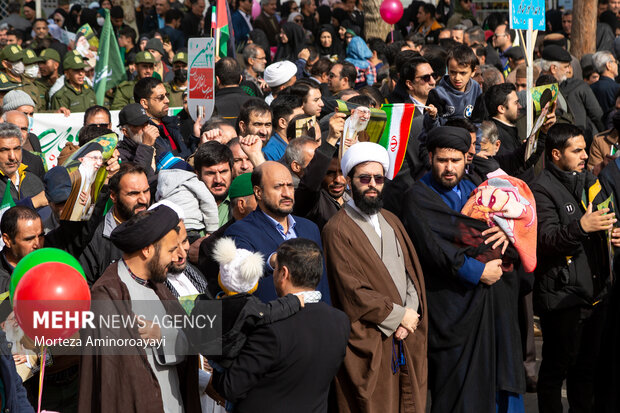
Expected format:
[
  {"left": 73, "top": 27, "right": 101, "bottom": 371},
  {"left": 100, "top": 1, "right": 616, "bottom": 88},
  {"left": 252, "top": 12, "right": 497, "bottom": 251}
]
[
  {"left": 37, "top": 346, "right": 47, "bottom": 413},
  {"left": 391, "top": 26, "right": 394, "bottom": 42}
]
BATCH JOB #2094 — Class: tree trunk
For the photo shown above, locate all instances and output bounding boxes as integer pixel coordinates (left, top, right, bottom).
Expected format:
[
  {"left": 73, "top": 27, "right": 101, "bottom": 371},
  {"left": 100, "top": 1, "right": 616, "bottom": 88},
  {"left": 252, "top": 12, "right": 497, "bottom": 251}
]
[
  {"left": 364, "top": 0, "right": 391, "bottom": 41},
  {"left": 570, "top": 0, "right": 597, "bottom": 59}
]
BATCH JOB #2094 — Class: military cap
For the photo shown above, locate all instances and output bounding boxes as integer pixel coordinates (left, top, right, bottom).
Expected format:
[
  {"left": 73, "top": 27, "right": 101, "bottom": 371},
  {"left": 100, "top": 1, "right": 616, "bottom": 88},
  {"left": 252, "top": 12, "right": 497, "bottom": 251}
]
[
  {"left": 541, "top": 45, "right": 572, "bottom": 63},
  {"left": 135, "top": 51, "right": 155, "bottom": 65},
  {"left": 1, "top": 45, "right": 24, "bottom": 62},
  {"left": 172, "top": 51, "right": 187, "bottom": 64},
  {"left": 40, "top": 48, "right": 61, "bottom": 63},
  {"left": 63, "top": 53, "right": 87, "bottom": 70},
  {"left": 22, "top": 49, "right": 43, "bottom": 65},
  {"left": 0, "top": 73, "right": 18, "bottom": 92}
]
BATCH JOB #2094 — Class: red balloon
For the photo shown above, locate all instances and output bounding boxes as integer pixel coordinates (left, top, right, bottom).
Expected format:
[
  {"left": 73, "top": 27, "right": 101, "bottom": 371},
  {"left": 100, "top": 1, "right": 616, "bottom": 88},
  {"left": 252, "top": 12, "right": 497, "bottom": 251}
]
[
  {"left": 13, "top": 262, "right": 91, "bottom": 342},
  {"left": 380, "top": 0, "right": 404, "bottom": 25}
]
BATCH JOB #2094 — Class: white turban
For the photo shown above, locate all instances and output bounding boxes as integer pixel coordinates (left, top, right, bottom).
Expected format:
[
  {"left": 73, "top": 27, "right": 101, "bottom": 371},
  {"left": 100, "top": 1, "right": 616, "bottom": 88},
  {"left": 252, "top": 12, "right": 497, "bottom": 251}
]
[
  {"left": 340, "top": 142, "right": 390, "bottom": 178},
  {"left": 264, "top": 61, "right": 297, "bottom": 88}
]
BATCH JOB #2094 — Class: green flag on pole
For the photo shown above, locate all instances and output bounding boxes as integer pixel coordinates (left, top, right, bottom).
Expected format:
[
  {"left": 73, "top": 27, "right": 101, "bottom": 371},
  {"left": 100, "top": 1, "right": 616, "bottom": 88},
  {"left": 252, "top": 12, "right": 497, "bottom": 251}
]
[{"left": 94, "top": 8, "right": 126, "bottom": 105}]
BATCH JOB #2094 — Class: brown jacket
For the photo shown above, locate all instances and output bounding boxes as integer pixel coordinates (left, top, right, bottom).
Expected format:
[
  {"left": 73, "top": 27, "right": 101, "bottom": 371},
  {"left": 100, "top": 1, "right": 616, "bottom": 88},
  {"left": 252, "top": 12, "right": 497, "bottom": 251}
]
[
  {"left": 589, "top": 128, "right": 618, "bottom": 172},
  {"left": 322, "top": 208, "right": 428, "bottom": 413},
  {"left": 78, "top": 262, "right": 201, "bottom": 413}
]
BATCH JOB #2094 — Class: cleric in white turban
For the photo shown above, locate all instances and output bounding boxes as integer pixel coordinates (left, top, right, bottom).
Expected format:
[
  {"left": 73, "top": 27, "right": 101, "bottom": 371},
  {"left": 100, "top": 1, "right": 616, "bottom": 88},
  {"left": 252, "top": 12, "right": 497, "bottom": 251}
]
[{"left": 340, "top": 142, "right": 390, "bottom": 178}]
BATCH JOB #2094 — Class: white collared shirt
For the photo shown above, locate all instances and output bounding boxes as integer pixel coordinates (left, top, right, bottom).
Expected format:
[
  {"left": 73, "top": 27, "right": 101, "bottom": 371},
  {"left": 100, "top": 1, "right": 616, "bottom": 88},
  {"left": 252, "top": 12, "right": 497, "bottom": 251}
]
[{"left": 239, "top": 9, "right": 253, "bottom": 30}]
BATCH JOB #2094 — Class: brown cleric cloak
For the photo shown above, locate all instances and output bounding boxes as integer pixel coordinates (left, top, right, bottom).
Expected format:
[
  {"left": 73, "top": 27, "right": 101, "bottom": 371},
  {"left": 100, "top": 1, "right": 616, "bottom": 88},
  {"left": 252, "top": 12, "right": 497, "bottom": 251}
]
[
  {"left": 77, "top": 262, "right": 201, "bottom": 413},
  {"left": 322, "top": 208, "right": 428, "bottom": 413}
]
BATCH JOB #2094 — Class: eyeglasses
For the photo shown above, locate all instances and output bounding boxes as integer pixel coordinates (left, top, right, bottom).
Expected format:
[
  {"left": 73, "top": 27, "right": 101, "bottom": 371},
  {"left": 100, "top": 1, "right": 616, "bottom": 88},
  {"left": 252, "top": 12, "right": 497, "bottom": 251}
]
[
  {"left": 416, "top": 73, "right": 436, "bottom": 82},
  {"left": 294, "top": 18, "right": 303, "bottom": 23},
  {"left": 291, "top": 5, "right": 299, "bottom": 11},
  {"left": 150, "top": 93, "right": 170, "bottom": 102},
  {"left": 17, "top": 126, "right": 28, "bottom": 132},
  {"left": 355, "top": 174, "right": 385, "bottom": 184},
  {"left": 88, "top": 123, "right": 109, "bottom": 128},
  {"left": 493, "top": 33, "right": 507, "bottom": 38},
  {"left": 328, "top": 72, "right": 339, "bottom": 78}
]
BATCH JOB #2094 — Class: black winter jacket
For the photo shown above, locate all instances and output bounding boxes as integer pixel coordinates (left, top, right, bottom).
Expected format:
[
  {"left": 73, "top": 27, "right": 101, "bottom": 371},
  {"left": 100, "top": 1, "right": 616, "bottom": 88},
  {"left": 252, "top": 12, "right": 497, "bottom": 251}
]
[{"left": 531, "top": 162, "right": 611, "bottom": 313}]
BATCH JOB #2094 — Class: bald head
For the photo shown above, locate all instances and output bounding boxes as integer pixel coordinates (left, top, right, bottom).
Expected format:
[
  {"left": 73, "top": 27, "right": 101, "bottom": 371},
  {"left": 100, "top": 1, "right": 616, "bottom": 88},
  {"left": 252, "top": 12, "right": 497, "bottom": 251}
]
[
  {"left": 2, "top": 110, "right": 28, "bottom": 142},
  {"left": 251, "top": 161, "right": 294, "bottom": 219}
]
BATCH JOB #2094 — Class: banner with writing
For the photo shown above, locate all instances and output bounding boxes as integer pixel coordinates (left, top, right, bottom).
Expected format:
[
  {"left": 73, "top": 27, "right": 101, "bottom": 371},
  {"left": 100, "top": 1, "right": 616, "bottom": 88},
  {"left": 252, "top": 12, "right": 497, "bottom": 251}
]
[{"left": 188, "top": 37, "right": 215, "bottom": 123}]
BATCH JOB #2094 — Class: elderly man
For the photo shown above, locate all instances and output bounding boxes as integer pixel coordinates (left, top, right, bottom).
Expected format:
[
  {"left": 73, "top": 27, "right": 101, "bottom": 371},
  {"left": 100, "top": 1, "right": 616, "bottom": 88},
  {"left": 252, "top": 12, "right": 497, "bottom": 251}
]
[
  {"left": 591, "top": 50, "right": 620, "bottom": 124},
  {"left": 224, "top": 161, "right": 330, "bottom": 303},
  {"left": 263, "top": 61, "right": 297, "bottom": 105},
  {"left": 79, "top": 205, "right": 200, "bottom": 413},
  {"left": 252, "top": 0, "right": 280, "bottom": 46},
  {"left": 117, "top": 103, "right": 160, "bottom": 176},
  {"left": 241, "top": 44, "right": 267, "bottom": 97},
  {"left": 398, "top": 126, "right": 526, "bottom": 413},
  {"left": 2, "top": 110, "right": 45, "bottom": 179},
  {"left": 322, "top": 142, "right": 428, "bottom": 413}
]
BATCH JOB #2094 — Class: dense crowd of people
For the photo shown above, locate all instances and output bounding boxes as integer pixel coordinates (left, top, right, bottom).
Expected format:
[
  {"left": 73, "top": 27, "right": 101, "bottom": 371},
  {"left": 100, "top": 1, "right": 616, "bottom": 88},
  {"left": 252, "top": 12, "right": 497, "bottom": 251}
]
[{"left": 0, "top": 0, "right": 620, "bottom": 412}]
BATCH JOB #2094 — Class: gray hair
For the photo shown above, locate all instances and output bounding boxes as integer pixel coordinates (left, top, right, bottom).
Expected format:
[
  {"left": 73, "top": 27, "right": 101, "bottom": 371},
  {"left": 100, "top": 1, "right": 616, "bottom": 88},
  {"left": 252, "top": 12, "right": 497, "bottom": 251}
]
[
  {"left": 453, "top": 24, "right": 467, "bottom": 32},
  {"left": 539, "top": 59, "right": 559, "bottom": 72},
  {"left": 592, "top": 51, "right": 615, "bottom": 74},
  {"left": 260, "top": 0, "right": 273, "bottom": 6},
  {"left": 0, "top": 123, "right": 21, "bottom": 140},
  {"left": 242, "top": 43, "right": 262, "bottom": 66},
  {"left": 480, "top": 65, "right": 504, "bottom": 93},
  {"left": 465, "top": 26, "right": 485, "bottom": 45},
  {"left": 480, "top": 120, "right": 499, "bottom": 144},
  {"left": 284, "top": 136, "right": 315, "bottom": 166}
]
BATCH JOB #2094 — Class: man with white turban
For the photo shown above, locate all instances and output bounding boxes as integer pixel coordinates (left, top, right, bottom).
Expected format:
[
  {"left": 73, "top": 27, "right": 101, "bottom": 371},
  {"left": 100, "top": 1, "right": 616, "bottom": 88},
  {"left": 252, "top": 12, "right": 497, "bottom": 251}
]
[{"left": 322, "top": 142, "right": 428, "bottom": 413}]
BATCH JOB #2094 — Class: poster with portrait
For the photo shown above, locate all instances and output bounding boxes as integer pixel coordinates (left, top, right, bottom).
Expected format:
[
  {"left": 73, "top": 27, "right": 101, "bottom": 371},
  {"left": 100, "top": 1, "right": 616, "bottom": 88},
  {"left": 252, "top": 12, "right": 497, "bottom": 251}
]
[{"left": 60, "top": 133, "right": 117, "bottom": 221}]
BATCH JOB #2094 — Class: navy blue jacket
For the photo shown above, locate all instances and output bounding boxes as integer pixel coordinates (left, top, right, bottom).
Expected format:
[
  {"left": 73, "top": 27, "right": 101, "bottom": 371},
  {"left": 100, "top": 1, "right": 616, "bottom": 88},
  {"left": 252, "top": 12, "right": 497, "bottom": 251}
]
[
  {"left": 0, "top": 331, "right": 34, "bottom": 412},
  {"left": 159, "top": 25, "right": 186, "bottom": 53},
  {"left": 591, "top": 75, "right": 620, "bottom": 123},
  {"left": 224, "top": 209, "right": 331, "bottom": 304},
  {"left": 232, "top": 11, "right": 252, "bottom": 44}
]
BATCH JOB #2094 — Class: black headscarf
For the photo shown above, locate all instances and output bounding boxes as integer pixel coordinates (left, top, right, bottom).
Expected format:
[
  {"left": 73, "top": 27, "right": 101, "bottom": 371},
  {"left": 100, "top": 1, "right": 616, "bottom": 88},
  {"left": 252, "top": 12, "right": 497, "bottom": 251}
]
[
  {"left": 274, "top": 22, "right": 307, "bottom": 62},
  {"left": 316, "top": 25, "right": 344, "bottom": 59},
  {"left": 78, "top": 8, "right": 101, "bottom": 35},
  {"left": 317, "top": 5, "right": 332, "bottom": 25}
]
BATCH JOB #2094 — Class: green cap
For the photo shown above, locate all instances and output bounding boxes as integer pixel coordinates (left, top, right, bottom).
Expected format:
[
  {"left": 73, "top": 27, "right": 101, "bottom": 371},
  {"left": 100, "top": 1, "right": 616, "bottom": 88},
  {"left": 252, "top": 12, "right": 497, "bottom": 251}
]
[
  {"left": 22, "top": 49, "right": 43, "bottom": 65},
  {"left": 135, "top": 51, "right": 155, "bottom": 65},
  {"left": 228, "top": 173, "right": 254, "bottom": 199},
  {"left": 63, "top": 53, "right": 87, "bottom": 70},
  {"left": 0, "top": 73, "right": 19, "bottom": 92},
  {"left": 1, "top": 45, "right": 24, "bottom": 62},
  {"left": 40, "top": 48, "right": 61, "bottom": 63},
  {"left": 172, "top": 51, "right": 187, "bottom": 64}
]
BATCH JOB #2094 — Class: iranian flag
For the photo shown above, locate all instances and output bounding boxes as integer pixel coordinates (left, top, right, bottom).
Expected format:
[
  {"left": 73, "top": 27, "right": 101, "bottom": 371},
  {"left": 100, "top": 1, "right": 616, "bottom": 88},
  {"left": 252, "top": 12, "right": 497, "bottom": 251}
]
[
  {"left": 377, "top": 104, "right": 416, "bottom": 179},
  {"left": 214, "top": 0, "right": 234, "bottom": 57}
]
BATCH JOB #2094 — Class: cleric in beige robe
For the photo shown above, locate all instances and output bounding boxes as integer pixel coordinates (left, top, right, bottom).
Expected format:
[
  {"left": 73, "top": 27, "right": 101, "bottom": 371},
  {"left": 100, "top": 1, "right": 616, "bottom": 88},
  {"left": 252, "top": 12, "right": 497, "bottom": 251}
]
[{"left": 322, "top": 142, "right": 428, "bottom": 413}]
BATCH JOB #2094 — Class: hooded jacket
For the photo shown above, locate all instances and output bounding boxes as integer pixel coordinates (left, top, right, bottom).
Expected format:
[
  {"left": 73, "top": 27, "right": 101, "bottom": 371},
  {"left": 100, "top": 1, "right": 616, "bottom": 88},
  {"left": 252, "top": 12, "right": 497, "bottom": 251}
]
[{"left": 156, "top": 169, "right": 219, "bottom": 233}]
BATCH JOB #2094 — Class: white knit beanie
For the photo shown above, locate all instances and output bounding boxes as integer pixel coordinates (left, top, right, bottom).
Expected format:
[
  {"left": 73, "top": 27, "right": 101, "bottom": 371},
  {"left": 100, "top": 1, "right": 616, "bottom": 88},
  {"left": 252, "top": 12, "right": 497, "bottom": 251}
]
[
  {"left": 2, "top": 90, "right": 35, "bottom": 112},
  {"left": 213, "top": 238, "right": 264, "bottom": 295}
]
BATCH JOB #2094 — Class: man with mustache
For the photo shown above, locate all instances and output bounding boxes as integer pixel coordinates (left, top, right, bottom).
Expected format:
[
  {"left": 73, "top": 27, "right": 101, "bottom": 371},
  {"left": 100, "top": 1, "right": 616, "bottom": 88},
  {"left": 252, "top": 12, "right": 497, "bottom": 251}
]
[
  {"left": 224, "top": 161, "right": 330, "bottom": 303},
  {"left": 322, "top": 142, "right": 427, "bottom": 413},
  {"left": 531, "top": 123, "right": 618, "bottom": 413},
  {"left": 194, "top": 141, "right": 234, "bottom": 228},
  {"left": 398, "top": 126, "right": 527, "bottom": 412},
  {"left": 79, "top": 162, "right": 151, "bottom": 285},
  {"left": 79, "top": 204, "right": 200, "bottom": 413}
]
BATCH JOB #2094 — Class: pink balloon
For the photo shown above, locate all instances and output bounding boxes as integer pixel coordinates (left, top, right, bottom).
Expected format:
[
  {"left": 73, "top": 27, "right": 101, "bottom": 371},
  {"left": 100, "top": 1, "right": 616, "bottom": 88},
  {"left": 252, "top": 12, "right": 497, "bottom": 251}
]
[
  {"left": 252, "top": 0, "right": 261, "bottom": 19},
  {"left": 380, "top": 0, "right": 404, "bottom": 25}
]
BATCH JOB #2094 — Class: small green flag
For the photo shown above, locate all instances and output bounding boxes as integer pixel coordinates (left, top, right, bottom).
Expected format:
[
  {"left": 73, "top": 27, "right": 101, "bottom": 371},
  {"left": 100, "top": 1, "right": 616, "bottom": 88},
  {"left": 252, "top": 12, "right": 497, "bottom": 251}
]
[
  {"left": 0, "top": 183, "right": 15, "bottom": 215},
  {"left": 94, "top": 9, "right": 127, "bottom": 105}
]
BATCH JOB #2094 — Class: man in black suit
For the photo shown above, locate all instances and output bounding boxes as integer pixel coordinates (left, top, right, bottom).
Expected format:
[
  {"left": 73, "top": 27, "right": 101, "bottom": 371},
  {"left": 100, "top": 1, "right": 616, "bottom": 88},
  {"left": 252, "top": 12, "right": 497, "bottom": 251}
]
[{"left": 213, "top": 238, "right": 350, "bottom": 413}]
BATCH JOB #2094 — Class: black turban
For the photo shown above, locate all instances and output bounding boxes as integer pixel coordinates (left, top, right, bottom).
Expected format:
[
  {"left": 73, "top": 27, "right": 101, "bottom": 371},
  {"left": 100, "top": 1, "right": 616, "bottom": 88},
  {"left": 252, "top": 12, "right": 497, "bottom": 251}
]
[
  {"left": 110, "top": 205, "right": 180, "bottom": 253},
  {"left": 427, "top": 126, "right": 471, "bottom": 154}
]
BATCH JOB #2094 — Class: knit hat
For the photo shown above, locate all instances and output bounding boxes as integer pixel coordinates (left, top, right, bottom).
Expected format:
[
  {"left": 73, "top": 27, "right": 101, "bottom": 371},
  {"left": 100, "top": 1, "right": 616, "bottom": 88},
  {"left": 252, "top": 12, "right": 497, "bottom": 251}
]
[
  {"left": 213, "top": 237, "right": 264, "bottom": 295},
  {"left": 145, "top": 38, "right": 165, "bottom": 56},
  {"left": 228, "top": 173, "right": 254, "bottom": 199},
  {"left": 2, "top": 90, "right": 35, "bottom": 111}
]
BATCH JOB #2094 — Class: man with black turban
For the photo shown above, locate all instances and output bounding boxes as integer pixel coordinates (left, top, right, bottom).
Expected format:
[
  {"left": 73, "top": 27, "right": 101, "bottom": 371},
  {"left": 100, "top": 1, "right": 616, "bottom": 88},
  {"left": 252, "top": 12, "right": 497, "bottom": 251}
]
[
  {"left": 396, "top": 126, "right": 527, "bottom": 413},
  {"left": 78, "top": 205, "right": 201, "bottom": 413}
]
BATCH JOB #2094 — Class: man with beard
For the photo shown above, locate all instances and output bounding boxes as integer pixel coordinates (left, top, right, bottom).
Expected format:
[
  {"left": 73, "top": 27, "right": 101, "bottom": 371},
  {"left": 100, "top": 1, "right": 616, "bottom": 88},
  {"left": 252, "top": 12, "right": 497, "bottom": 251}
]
[
  {"left": 241, "top": 44, "right": 267, "bottom": 98},
  {"left": 118, "top": 103, "right": 161, "bottom": 177},
  {"left": 135, "top": 76, "right": 190, "bottom": 158},
  {"left": 397, "top": 126, "right": 527, "bottom": 413},
  {"left": 321, "top": 142, "right": 428, "bottom": 413},
  {"left": 237, "top": 98, "right": 273, "bottom": 145},
  {"left": 79, "top": 163, "right": 151, "bottom": 285},
  {"left": 194, "top": 141, "right": 234, "bottom": 228},
  {"left": 224, "top": 161, "right": 330, "bottom": 302},
  {"left": 487, "top": 83, "right": 554, "bottom": 178},
  {"left": 79, "top": 204, "right": 200, "bottom": 413}
]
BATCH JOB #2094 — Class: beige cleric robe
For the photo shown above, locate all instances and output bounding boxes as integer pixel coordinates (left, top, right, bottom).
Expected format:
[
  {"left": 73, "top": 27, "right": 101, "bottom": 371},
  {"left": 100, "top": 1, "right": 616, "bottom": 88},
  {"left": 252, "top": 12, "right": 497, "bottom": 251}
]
[{"left": 322, "top": 205, "right": 428, "bottom": 413}]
